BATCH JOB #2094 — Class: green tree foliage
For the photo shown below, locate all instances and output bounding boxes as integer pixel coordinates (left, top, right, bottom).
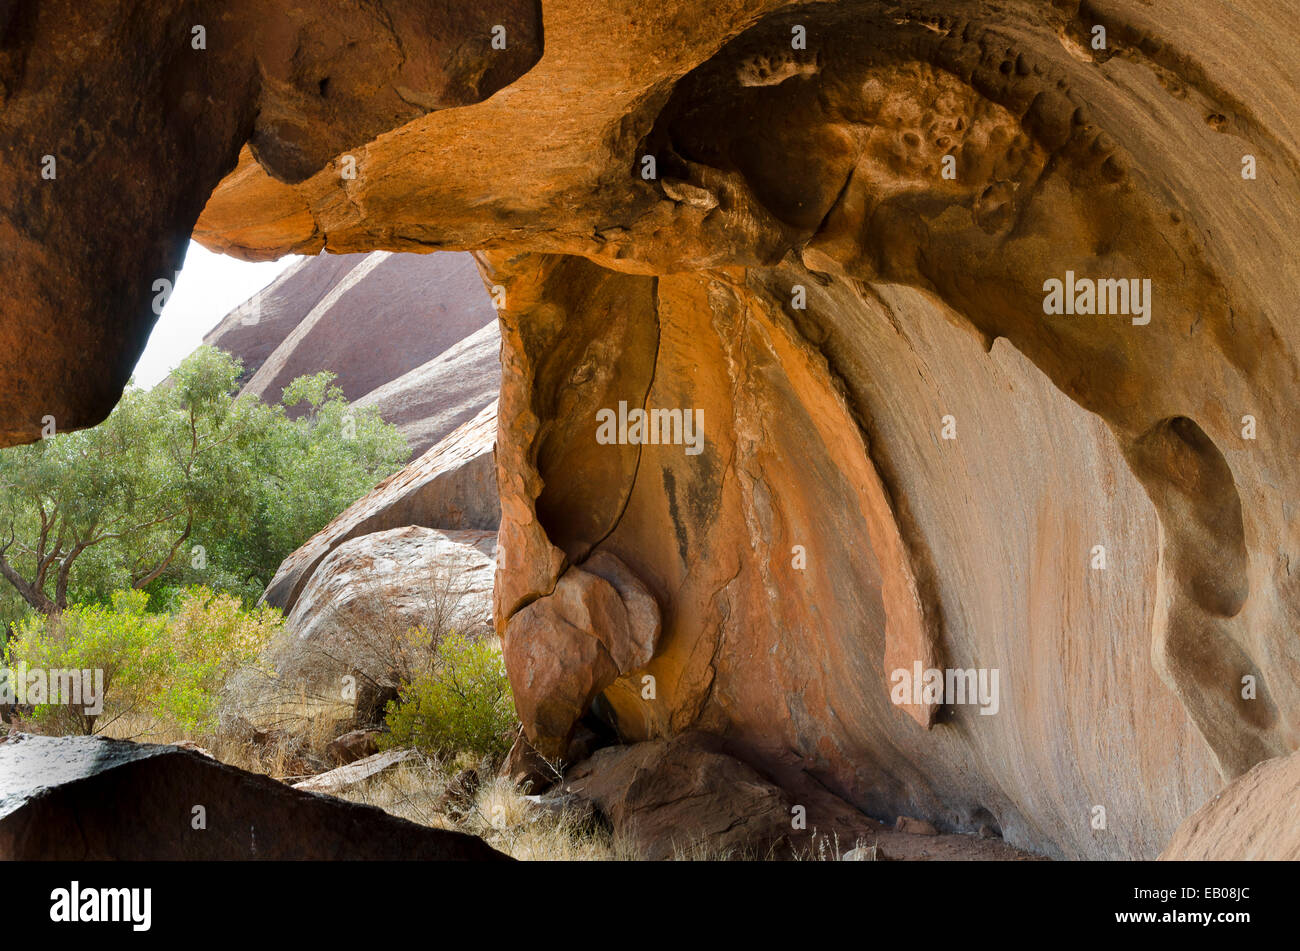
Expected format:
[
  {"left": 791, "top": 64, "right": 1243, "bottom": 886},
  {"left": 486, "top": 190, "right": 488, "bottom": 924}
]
[
  {"left": 3, "top": 587, "right": 282, "bottom": 735},
  {"left": 380, "top": 631, "right": 518, "bottom": 761},
  {"left": 0, "top": 347, "right": 408, "bottom": 624}
]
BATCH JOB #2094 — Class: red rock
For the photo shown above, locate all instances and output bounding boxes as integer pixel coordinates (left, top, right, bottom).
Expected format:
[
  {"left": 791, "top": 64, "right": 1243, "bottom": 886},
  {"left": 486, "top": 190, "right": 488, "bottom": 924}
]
[
  {"left": 4, "top": 0, "right": 1300, "bottom": 865},
  {"left": 502, "top": 553, "right": 661, "bottom": 757},
  {"left": 558, "top": 733, "right": 800, "bottom": 860},
  {"left": 326, "top": 730, "right": 380, "bottom": 766}
]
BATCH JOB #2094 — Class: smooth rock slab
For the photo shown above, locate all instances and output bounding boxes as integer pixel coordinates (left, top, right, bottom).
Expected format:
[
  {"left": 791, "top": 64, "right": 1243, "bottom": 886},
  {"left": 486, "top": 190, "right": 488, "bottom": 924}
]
[
  {"left": 1161, "top": 748, "right": 1300, "bottom": 861},
  {"left": 0, "top": 734, "right": 504, "bottom": 861}
]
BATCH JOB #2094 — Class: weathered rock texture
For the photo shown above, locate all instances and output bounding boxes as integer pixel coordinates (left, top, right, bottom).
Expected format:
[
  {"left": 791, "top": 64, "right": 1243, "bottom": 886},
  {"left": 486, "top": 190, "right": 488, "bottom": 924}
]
[
  {"left": 206, "top": 250, "right": 499, "bottom": 452},
  {"left": 1161, "top": 748, "right": 1300, "bottom": 860},
  {"left": 352, "top": 320, "right": 502, "bottom": 456},
  {"left": 559, "top": 732, "right": 1039, "bottom": 860},
  {"left": 272, "top": 525, "right": 496, "bottom": 690},
  {"left": 204, "top": 251, "right": 363, "bottom": 387},
  {"left": 4, "top": 0, "right": 1300, "bottom": 861},
  {"left": 0, "top": 734, "right": 505, "bottom": 860}
]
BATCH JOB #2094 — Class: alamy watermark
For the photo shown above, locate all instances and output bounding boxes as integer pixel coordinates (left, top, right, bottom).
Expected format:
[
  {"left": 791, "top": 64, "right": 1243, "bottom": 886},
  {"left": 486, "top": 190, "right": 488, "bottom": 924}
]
[
  {"left": 0, "top": 663, "right": 104, "bottom": 715},
  {"left": 890, "top": 662, "right": 1000, "bottom": 715},
  {"left": 50, "top": 882, "right": 151, "bottom": 931},
  {"left": 596, "top": 401, "right": 704, "bottom": 455},
  {"left": 1042, "top": 271, "right": 1151, "bottom": 325}
]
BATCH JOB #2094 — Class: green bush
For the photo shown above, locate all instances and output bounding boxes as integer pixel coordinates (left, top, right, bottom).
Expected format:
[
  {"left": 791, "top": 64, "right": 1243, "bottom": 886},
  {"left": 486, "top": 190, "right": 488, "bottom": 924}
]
[
  {"left": 3, "top": 586, "right": 280, "bottom": 735},
  {"left": 380, "top": 631, "right": 517, "bottom": 761}
]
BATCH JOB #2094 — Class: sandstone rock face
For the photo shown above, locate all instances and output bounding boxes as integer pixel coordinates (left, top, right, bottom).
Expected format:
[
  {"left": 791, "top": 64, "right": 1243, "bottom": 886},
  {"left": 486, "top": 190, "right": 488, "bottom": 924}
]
[
  {"left": 559, "top": 733, "right": 1039, "bottom": 860},
  {"left": 204, "top": 252, "right": 366, "bottom": 387},
  {"left": 5, "top": 0, "right": 1300, "bottom": 861},
  {"left": 264, "top": 400, "right": 499, "bottom": 614},
  {"left": 238, "top": 251, "right": 496, "bottom": 409},
  {"left": 486, "top": 252, "right": 1224, "bottom": 862},
  {"left": 205, "top": 249, "right": 499, "bottom": 453},
  {"left": 1161, "top": 749, "right": 1300, "bottom": 861},
  {"left": 272, "top": 526, "right": 496, "bottom": 691},
  {"left": 353, "top": 320, "right": 502, "bottom": 455},
  {"left": 0, "top": 734, "right": 505, "bottom": 860},
  {"left": 504, "top": 551, "right": 662, "bottom": 757},
  {"left": 0, "top": 0, "right": 541, "bottom": 445}
]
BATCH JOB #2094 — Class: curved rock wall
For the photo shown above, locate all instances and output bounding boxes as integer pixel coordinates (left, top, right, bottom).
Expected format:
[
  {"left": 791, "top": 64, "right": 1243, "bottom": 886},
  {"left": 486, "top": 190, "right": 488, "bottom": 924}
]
[{"left": 484, "top": 251, "right": 1220, "bottom": 858}]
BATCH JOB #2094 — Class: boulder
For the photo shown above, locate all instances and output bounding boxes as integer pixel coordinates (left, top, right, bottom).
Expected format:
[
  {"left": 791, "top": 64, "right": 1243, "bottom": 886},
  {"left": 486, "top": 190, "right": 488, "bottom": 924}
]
[
  {"left": 271, "top": 526, "right": 496, "bottom": 692},
  {"left": 326, "top": 730, "right": 381, "bottom": 766},
  {"left": 1161, "top": 749, "right": 1300, "bottom": 861},
  {"left": 557, "top": 733, "right": 1041, "bottom": 861},
  {"left": 557, "top": 733, "right": 804, "bottom": 860},
  {"left": 0, "top": 734, "right": 504, "bottom": 860},
  {"left": 503, "top": 552, "right": 662, "bottom": 757},
  {"left": 264, "top": 401, "right": 499, "bottom": 614}
]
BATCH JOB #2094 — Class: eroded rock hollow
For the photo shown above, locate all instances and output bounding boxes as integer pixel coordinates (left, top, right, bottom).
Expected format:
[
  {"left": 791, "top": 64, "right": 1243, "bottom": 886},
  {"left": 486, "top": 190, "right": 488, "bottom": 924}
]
[{"left": 3, "top": 0, "right": 1298, "bottom": 859}]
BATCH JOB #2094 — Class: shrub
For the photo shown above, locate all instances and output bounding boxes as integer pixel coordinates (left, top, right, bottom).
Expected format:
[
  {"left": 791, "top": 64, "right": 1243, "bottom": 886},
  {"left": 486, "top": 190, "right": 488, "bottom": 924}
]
[
  {"left": 381, "top": 631, "right": 517, "bottom": 761},
  {"left": 3, "top": 590, "right": 165, "bottom": 735},
  {"left": 151, "top": 587, "right": 283, "bottom": 733},
  {"left": 3, "top": 586, "right": 281, "bottom": 735}
]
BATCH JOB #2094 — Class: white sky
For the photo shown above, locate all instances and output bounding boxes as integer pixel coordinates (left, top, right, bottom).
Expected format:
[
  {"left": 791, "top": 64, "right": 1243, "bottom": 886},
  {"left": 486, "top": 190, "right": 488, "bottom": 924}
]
[{"left": 132, "top": 241, "right": 300, "bottom": 388}]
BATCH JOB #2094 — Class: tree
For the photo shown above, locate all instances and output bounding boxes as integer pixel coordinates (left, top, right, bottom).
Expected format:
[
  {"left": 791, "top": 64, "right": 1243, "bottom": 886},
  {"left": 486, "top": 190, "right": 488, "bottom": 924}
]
[{"left": 0, "top": 347, "right": 408, "bottom": 620}]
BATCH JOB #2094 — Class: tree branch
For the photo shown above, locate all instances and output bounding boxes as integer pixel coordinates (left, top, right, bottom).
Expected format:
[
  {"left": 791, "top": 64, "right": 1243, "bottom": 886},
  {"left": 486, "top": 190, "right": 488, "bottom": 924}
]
[{"left": 132, "top": 514, "right": 193, "bottom": 589}]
